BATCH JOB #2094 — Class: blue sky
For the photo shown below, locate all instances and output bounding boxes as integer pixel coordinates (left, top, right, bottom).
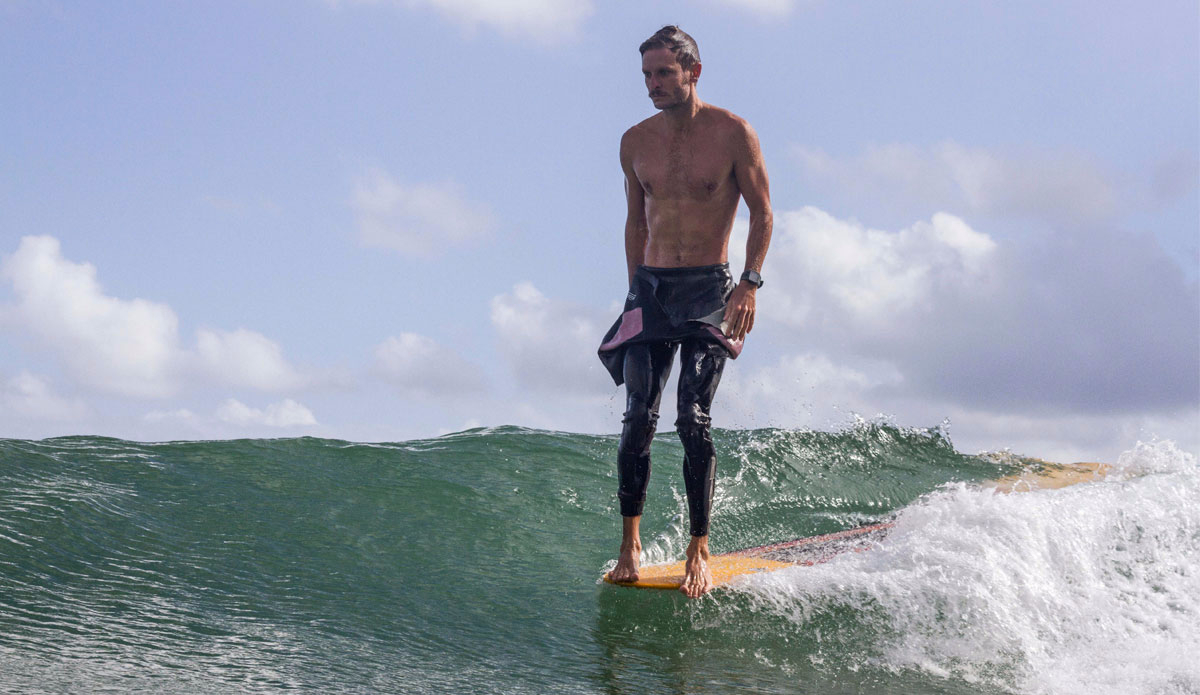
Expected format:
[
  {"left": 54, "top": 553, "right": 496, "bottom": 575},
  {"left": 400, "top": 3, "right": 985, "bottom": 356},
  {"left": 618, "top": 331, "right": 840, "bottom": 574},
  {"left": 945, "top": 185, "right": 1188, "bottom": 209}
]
[{"left": 2, "top": 0, "right": 1197, "bottom": 461}]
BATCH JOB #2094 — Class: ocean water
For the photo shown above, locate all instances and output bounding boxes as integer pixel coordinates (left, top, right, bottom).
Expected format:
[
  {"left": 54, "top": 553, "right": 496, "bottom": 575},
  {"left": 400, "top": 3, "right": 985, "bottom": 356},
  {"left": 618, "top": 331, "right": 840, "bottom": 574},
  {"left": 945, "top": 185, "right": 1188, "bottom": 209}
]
[{"left": 0, "top": 425, "right": 1196, "bottom": 694}]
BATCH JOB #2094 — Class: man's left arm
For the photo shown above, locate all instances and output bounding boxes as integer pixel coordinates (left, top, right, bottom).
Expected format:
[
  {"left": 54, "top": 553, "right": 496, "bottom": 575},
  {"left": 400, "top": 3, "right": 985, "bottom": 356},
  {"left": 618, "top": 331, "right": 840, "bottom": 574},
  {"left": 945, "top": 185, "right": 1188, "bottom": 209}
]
[{"left": 723, "top": 120, "right": 773, "bottom": 342}]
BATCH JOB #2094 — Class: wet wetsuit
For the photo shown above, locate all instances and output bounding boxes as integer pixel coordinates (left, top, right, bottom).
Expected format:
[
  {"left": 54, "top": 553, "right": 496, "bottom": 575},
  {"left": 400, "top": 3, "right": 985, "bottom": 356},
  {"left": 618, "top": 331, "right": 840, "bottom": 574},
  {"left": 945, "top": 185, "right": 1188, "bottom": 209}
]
[{"left": 597, "top": 263, "right": 743, "bottom": 537}]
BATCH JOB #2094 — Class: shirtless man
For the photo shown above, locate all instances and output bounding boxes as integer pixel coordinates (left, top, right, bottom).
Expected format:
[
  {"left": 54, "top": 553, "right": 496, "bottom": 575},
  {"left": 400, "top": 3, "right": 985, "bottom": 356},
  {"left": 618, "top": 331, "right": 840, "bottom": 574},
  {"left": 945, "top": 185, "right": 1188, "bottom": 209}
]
[{"left": 598, "top": 26, "right": 772, "bottom": 598}]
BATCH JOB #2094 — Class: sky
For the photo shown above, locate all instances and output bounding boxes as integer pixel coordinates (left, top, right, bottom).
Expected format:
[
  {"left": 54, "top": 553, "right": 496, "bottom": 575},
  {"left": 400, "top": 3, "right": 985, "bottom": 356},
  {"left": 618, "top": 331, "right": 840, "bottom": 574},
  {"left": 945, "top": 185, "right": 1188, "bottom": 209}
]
[{"left": 1, "top": 0, "right": 1197, "bottom": 462}]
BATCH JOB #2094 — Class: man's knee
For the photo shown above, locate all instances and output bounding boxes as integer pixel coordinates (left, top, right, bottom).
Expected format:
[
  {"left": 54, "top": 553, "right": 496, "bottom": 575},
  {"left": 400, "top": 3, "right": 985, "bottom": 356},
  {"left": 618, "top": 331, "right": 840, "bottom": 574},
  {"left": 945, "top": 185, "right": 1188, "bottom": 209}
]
[
  {"left": 674, "top": 402, "right": 712, "bottom": 444},
  {"left": 620, "top": 398, "right": 659, "bottom": 453}
]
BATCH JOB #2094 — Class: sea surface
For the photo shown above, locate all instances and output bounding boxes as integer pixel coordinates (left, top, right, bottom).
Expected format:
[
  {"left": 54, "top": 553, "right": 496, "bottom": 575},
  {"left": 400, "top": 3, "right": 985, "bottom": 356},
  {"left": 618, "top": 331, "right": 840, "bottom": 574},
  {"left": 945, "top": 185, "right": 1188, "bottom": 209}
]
[{"left": 0, "top": 425, "right": 1196, "bottom": 694}]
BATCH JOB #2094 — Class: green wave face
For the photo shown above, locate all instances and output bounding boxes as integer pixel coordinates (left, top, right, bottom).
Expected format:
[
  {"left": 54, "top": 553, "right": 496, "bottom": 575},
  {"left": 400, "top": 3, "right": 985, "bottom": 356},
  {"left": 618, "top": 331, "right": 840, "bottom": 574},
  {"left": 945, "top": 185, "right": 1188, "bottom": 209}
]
[{"left": 0, "top": 428, "right": 1195, "bottom": 694}]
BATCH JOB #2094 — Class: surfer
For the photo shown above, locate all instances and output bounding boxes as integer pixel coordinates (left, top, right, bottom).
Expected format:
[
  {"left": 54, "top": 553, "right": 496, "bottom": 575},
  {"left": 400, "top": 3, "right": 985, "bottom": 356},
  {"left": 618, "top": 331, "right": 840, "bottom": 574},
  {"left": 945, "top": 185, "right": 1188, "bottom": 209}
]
[{"left": 598, "top": 26, "right": 772, "bottom": 598}]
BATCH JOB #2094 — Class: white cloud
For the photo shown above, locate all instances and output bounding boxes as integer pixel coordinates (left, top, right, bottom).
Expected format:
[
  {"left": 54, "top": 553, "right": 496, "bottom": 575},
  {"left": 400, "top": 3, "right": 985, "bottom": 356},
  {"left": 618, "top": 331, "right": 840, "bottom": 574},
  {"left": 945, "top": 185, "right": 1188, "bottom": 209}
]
[
  {"left": 332, "top": 0, "right": 593, "bottom": 42},
  {"left": 374, "top": 332, "right": 486, "bottom": 395},
  {"left": 490, "top": 281, "right": 612, "bottom": 394},
  {"left": 793, "top": 141, "right": 1117, "bottom": 225},
  {"left": 215, "top": 398, "right": 318, "bottom": 428},
  {"left": 2, "top": 236, "right": 181, "bottom": 398},
  {"left": 762, "top": 207, "right": 997, "bottom": 329},
  {"left": 1, "top": 371, "right": 89, "bottom": 421},
  {"left": 196, "top": 328, "right": 306, "bottom": 391},
  {"left": 756, "top": 206, "right": 1198, "bottom": 416},
  {"left": 1, "top": 236, "right": 311, "bottom": 400},
  {"left": 351, "top": 169, "right": 494, "bottom": 256}
]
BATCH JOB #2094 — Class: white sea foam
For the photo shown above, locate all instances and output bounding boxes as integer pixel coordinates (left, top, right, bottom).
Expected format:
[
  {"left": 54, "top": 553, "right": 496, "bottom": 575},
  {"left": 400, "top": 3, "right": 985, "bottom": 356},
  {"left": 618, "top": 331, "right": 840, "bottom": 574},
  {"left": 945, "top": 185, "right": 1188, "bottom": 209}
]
[{"left": 745, "top": 440, "right": 1200, "bottom": 694}]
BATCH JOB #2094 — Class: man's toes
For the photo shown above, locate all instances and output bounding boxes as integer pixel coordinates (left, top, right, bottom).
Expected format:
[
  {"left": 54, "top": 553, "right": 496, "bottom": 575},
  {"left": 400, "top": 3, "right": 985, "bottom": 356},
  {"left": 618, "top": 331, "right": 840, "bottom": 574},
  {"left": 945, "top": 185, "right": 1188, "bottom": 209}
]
[{"left": 609, "top": 567, "right": 638, "bottom": 583}]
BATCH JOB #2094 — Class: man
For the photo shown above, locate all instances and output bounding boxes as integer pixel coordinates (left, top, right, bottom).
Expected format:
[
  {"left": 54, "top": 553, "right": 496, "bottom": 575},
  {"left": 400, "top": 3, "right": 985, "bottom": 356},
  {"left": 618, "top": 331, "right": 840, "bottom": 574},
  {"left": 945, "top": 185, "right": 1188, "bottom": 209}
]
[{"left": 598, "top": 26, "right": 772, "bottom": 598}]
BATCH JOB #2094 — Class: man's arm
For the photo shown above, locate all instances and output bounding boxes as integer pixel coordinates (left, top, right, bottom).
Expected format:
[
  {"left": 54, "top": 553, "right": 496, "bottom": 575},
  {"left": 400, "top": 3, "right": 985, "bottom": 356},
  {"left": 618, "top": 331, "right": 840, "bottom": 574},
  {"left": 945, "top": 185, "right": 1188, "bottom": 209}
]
[
  {"left": 723, "top": 120, "right": 772, "bottom": 341},
  {"left": 620, "top": 130, "right": 648, "bottom": 284}
]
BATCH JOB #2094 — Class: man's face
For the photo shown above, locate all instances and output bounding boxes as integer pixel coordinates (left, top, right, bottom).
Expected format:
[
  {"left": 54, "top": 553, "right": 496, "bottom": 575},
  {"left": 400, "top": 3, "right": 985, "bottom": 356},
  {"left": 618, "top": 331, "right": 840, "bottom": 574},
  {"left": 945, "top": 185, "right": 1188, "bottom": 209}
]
[{"left": 642, "top": 47, "right": 696, "bottom": 110}]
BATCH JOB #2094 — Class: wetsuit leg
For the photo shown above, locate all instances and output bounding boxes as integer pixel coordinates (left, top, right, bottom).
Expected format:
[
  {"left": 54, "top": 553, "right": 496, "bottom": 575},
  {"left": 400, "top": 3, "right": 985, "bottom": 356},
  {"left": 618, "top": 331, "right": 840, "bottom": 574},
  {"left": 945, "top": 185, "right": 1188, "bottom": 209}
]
[
  {"left": 675, "top": 338, "right": 728, "bottom": 537},
  {"left": 617, "top": 341, "right": 677, "bottom": 518}
]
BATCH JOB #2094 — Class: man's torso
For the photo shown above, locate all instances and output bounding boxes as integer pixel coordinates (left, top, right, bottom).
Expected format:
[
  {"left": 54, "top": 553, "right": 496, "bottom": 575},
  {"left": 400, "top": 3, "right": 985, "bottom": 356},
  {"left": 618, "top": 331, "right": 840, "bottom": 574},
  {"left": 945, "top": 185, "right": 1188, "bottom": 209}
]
[{"left": 626, "top": 105, "right": 744, "bottom": 268}]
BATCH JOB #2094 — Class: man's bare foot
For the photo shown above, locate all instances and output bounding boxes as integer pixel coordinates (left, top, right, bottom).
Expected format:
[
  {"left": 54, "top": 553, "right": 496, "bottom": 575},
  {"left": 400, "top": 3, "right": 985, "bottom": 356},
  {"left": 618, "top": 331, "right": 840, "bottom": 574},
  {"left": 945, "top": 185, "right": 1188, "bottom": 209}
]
[
  {"left": 609, "top": 540, "right": 641, "bottom": 583},
  {"left": 680, "top": 535, "right": 713, "bottom": 598},
  {"left": 607, "top": 516, "right": 642, "bottom": 583}
]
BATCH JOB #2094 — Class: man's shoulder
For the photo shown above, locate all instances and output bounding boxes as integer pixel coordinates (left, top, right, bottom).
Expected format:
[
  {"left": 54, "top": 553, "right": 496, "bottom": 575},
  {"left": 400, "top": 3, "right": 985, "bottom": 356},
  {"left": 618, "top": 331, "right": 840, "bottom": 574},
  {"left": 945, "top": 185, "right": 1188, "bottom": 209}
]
[
  {"left": 623, "top": 114, "right": 662, "bottom": 140},
  {"left": 620, "top": 116, "right": 662, "bottom": 161},
  {"left": 700, "top": 105, "right": 753, "bottom": 134}
]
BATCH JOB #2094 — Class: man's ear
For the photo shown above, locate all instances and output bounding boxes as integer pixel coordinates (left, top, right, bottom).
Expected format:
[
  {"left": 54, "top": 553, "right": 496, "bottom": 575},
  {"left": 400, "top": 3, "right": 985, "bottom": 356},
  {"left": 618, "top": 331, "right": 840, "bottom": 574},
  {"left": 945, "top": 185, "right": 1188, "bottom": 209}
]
[{"left": 690, "top": 62, "right": 702, "bottom": 84}]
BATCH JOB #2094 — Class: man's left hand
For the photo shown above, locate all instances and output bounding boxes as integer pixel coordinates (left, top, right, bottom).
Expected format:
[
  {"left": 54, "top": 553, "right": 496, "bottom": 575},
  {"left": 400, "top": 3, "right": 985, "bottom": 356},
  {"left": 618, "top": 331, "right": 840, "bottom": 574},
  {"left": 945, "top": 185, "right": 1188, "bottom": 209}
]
[{"left": 722, "top": 282, "right": 756, "bottom": 341}]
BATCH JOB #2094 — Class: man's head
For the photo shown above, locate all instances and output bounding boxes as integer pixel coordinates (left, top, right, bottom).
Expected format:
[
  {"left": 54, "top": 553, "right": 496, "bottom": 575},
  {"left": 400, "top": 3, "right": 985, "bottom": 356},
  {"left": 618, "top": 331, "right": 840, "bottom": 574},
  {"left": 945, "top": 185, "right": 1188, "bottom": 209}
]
[
  {"left": 638, "top": 25, "right": 700, "bottom": 71},
  {"left": 639, "top": 26, "right": 702, "bottom": 111}
]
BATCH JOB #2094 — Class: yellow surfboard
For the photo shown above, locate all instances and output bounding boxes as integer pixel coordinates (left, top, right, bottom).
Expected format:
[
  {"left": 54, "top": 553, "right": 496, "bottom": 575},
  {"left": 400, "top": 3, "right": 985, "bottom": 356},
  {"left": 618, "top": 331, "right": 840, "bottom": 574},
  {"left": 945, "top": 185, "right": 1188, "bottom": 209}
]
[
  {"left": 988, "top": 461, "right": 1111, "bottom": 493},
  {"left": 604, "top": 461, "right": 1111, "bottom": 591},
  {"left": 613, "top": 555, "right": 795, "bottom": 590},
  {"left": 604, "top": 522, "right": 893, "bottom": 590}
]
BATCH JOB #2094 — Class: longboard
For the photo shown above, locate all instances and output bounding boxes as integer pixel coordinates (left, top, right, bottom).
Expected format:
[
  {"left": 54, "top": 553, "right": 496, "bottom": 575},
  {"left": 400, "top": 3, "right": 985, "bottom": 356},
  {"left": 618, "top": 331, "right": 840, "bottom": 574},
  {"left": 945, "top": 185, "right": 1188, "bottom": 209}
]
[
  {"left": 604, "top": 522, "right": 893, "bottom": 590},
  {"left": 987, "top": 461, "right": 1110, "bottom": 493},
  {"left": 604, "top": 461, "right": 1111, "bottom": 591}
]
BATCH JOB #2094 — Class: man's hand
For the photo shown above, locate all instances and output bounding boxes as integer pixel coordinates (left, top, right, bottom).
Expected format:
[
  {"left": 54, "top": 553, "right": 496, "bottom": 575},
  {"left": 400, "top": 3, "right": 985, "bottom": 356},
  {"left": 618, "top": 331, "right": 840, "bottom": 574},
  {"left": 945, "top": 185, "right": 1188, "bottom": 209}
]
[{"left": 722, "top": 281, "right": 756, "bottom": 341}]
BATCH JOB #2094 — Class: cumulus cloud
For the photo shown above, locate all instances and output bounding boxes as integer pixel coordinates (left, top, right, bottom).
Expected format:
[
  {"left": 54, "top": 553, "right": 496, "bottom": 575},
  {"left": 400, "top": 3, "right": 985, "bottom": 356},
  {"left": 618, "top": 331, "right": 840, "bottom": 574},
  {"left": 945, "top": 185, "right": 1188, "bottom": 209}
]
[
  {"left": 374, "top": 332, "right": 486, "bottom": 395},
  {"left": 331, "top": 0, "right": 593, "bottom": 42},
  {"left": 196, "top": 328, "right": 306, "bottom": 391},
  {"left": 1, "top": 236, "right": 182, "bottom": 398},
  {"left": 762, "top": 207, "right": 998, "bottom": 330},
  {"left": 793, "top": 141, "right": 1117, "bottom": 225},
  {"left": 351, "top": 169, "right": 494, "bottom": 257},
  {"left": 490, "top": 281, "right": 612, "bottom": 394},
  {"left": 1, "top": 371, "right": 89, "bottom": 421},
  {"left": 758, "top": 207, "right": 1199, "bottom": 415},
  {"left": 215, "top": 398, "right": 318, "bottom": 428},
  {"left": 1, "top": 236, "right": 310, "bottom": 399}
]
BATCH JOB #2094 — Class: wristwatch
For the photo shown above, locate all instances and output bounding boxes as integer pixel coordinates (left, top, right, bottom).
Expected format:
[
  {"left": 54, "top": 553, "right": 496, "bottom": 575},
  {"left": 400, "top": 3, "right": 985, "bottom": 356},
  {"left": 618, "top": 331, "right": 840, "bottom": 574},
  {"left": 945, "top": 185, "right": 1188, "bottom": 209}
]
[{"left": 740, "top": 270, "right": 764, "bottom": 288}]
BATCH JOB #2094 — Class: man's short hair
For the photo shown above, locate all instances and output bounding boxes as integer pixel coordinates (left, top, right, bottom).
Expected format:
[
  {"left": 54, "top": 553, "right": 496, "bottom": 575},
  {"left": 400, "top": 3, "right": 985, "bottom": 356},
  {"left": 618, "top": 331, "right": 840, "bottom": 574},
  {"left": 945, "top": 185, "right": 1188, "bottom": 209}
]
[{"left": 638, "top": 25, "right": 700, "bottom": 71}]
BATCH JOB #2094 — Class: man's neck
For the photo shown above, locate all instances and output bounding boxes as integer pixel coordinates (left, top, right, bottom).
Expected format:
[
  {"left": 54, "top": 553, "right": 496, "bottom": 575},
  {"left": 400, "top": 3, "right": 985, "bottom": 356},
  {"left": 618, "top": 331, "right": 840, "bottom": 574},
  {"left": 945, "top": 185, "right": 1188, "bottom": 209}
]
[{"left": 662, "top": 93, "right": 703, "bottom": 130}]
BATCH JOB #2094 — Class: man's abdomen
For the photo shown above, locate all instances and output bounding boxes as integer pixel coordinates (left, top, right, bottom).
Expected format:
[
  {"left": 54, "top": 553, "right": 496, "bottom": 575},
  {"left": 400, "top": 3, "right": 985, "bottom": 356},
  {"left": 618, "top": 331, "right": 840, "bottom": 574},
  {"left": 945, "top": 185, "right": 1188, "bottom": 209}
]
[{"left": 643, "top": 195, "right": 738, "bottom": 267}]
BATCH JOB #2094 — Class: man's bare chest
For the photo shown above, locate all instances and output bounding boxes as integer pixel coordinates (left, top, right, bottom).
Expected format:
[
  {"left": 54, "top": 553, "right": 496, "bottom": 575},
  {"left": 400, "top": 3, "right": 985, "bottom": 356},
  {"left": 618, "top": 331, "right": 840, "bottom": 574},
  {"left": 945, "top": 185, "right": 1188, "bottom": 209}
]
[{"left": 633, "top": 137, "right": 735, "bottom": 202}]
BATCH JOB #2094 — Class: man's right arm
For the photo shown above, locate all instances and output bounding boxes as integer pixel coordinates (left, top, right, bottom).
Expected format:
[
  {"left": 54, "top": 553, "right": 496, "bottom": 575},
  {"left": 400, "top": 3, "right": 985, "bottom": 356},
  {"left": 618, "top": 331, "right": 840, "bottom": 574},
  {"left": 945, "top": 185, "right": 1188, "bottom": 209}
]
[{"left": 620, "top": 130, "right": 647, "bottom": 284}]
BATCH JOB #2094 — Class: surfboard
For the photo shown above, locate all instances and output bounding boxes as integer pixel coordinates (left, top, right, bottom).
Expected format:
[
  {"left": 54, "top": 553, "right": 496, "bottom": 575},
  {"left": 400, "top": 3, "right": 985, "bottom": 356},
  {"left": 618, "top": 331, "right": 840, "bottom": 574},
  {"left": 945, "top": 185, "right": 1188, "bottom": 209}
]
[
  {"left": 603, "top": 522, "right": 893, "bottom": 590},
  {"left": 604, "top": 461, "right": 1112, "bottom": 591},
  {"left": 987, "top": 461, "right": 1111, "bottom": 493}
]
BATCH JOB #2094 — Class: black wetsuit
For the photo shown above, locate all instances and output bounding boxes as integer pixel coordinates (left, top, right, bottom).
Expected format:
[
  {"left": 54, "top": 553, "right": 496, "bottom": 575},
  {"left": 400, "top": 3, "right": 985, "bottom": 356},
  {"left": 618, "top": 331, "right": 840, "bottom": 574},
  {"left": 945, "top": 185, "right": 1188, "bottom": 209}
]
[{"left": 597, "top": 263, "right": 742, "bottom": 537}]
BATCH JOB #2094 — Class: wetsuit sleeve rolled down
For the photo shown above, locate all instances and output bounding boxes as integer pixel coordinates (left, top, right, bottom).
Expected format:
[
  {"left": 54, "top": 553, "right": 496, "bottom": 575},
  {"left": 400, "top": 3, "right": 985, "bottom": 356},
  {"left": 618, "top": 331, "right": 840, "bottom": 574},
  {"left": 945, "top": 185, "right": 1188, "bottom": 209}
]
[{"left": 597, "top": 264, "right": 743, "bottom": 387}]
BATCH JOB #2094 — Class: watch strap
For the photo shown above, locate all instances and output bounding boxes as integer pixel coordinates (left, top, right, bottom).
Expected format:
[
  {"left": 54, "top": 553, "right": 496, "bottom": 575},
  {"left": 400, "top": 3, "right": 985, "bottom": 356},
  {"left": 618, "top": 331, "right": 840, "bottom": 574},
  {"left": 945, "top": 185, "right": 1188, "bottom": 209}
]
[{"left": 740, "top": 270, "right": 764, "bottom": 288}]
